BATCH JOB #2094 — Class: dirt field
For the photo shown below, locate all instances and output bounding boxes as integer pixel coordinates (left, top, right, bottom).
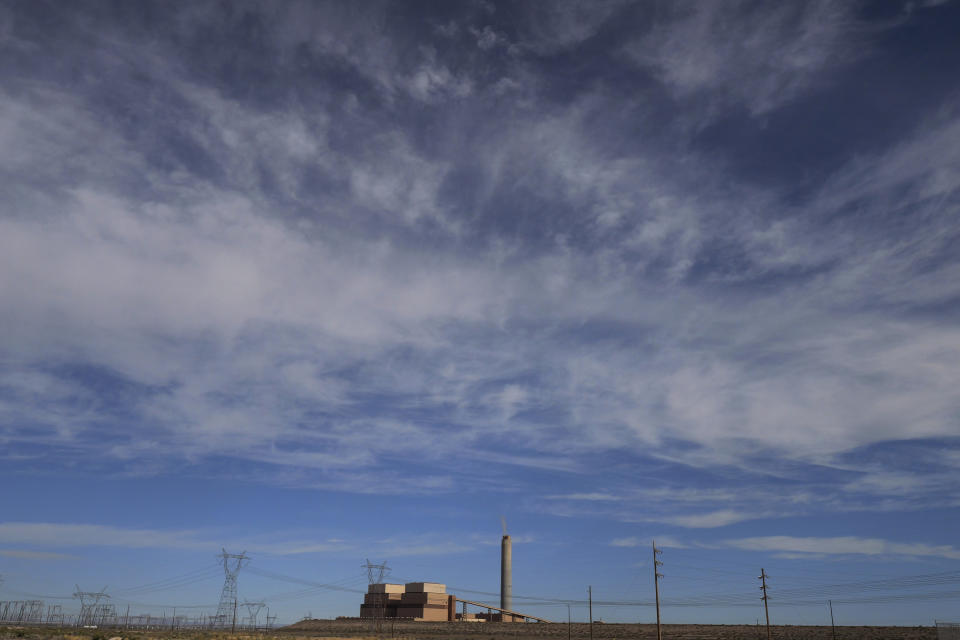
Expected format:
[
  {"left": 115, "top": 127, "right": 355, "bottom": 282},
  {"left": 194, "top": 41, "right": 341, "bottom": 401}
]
[
  {"left": 0, "top": 620, "right": 938, "bottom": 640},
  {"left": 281, "top": 618, "right": 937, "bottom": 640}
]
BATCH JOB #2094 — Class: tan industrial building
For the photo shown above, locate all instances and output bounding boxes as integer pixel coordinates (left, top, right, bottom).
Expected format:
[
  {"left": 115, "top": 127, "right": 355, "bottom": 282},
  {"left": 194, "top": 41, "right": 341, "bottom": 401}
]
[
  {"left": 360, "top": 582, "right": 452, "bottom": 621},
  {"left": 359, "top": 534, "right": 544, "bottom": 622},
  {"left": 360, "top": 582, "right": 539, "bottom": 623}
]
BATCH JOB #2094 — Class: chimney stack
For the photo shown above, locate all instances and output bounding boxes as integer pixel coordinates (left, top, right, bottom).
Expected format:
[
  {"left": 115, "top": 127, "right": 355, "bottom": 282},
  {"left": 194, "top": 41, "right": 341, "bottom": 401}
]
[{"left": 500, "top": 534, "right": 512, "bottom": 612}]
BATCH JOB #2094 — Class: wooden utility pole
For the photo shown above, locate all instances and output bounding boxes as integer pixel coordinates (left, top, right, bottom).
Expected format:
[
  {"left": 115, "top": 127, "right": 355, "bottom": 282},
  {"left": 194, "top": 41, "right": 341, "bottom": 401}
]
[
  {"left": 759, "top": 569, "right": 771, "bottom": 640},
  {"left": 567, "top": 603, "right": 571, "bottom": 640},
  {"left": 653, "top": 540, "right": 663, "bottom": 640},
  {"left": 588, "top": 586, "right": 593, "bottom": 640},
  {"left": 829, "top": 600, "right": 836, "bottom": 640}
]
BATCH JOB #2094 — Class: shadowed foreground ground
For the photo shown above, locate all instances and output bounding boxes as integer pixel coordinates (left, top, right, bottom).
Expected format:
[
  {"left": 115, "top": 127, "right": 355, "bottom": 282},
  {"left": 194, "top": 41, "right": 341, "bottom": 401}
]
[
  {"left": 0, "top": 620, "right": 938, "bottom": 640},
  {"left": 282, "top": 618, "right": 937, "bottom": 640}
]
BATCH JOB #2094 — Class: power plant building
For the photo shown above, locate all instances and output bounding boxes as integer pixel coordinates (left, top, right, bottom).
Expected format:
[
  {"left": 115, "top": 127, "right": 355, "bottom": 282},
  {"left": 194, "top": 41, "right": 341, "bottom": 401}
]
[
  {"left": 361, "top": 583, "right": 453, "bottom": 621},
  {"left": 358, "top": 529, "right": 536, "bottom": 623}
]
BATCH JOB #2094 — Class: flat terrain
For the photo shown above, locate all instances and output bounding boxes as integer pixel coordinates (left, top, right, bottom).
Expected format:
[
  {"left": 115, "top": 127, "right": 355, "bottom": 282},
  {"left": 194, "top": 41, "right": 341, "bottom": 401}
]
[
  {"left": 0, "top": 621, "right": 938, "bottom": 640},
  {"left": 284, "top": 619, "right": 935, "bottom": 640}
]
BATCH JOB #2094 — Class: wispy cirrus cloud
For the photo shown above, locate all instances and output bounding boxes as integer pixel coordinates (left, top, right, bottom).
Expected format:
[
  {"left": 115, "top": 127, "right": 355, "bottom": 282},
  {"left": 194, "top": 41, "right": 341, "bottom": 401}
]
[
  {"left": 547, "top": 493, "right": 620, "bottom": 502},
  {"left": 624, "top": 0, "right": 864, "bottom": 118},
  {"left": 0, "top": 522, "right": 489, "bottom": 558},
  {"left": 722, "top": 536, "right": 960, "bottom": 561},
  {"left": 0, "top": 522, "right": 351, "bottom": 556},
  {"left": 657, "top": 510, "right": 764, "bottom": 529},
  {"left": 611, "top": 536, "right": 687, "bottom": 549},
  {"left": 1, "top": 0, "right": 959, "bottom": 526},
  {"left": 0, "top": 549, "right": 76, "bottom": 560}
]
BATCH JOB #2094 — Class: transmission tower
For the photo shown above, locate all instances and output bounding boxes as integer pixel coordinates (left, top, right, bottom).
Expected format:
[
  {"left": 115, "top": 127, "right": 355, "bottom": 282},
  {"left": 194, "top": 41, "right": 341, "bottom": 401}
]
[
  {"left": 73, "top": 586, "right": 109, "bottom": 626},
  {"left": 213, "top": 549, "right": 248, "bottom": 631},
  {"left": 362, "top": 559, "right": 390, "bottom": 633},
  {"left": 45, "top": 604, "right": 64, "bottom": 625},
  {"left": 363, "top": 558, "right": 389, "bottom": 584},
  {"left": 243, "top": 601, "right": 265, "bottom": 630}
]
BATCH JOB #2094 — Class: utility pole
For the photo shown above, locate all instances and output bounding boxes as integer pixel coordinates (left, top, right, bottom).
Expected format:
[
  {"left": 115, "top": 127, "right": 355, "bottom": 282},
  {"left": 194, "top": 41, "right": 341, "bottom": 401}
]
[
  {"left": 759, "top": 569, "right": 771, "bottom": 640},
  {"left": 588, "top": 586, "right": 593, "bottom": 640},
  {"left": 566, "top": 603, "right": 572, "bottom": 640},
  {"left": 653, "top": 540, "right": 664, "bottom": 640},
  {"left": 829, "top": 600, "right": 836, "bottom": 640}
]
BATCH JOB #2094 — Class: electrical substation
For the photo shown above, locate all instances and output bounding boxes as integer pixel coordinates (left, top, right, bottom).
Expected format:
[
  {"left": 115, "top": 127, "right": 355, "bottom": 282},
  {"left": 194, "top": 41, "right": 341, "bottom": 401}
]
[{"left": 0, "top": 527, "right": 547, "bottom": 629}]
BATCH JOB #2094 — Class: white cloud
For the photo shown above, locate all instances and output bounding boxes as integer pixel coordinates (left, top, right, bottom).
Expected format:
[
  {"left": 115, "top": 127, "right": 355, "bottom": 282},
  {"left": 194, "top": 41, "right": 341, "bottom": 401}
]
[
  {"left": 548, "top": 493, "right": 620, "bottom": 502},
  {"left": 625, "top": 0, "right": 861, "bottom": 117},
  {"left": 611, "top": 536, "right": 686, "bottom": 549},
  {"left": 0, "top": 523, "right": 212, "bottom": 552},
  {"left": 0, "top": 522, "right": 351, "bottom": 556},
  {"left": 4, "top": 78, "right": 960, "bottom": 501},
  {"left": 0, "top": 549, "right": 76, "bottom": 560},
  {"left": 0, "top": 522, "right": 483, "bottom": 557},
  {"left": 471, "top": 26, "right": 505, "bottom": 51},
  {"left": 404, "top": 59, "right": 473, "bottom": 103},
  {"left": 1, "top": 2, "right": 959, "bottom": 520},
  {"left": 723, "top": 536, "right": 960, "bottom": 560},
  {"left": 379, "top": 542, "right": 474, "bottom": 557},
  {"left": 519, "top": 0, "right": 630, "bottom": 53},
  {"left": 658, "top": 510, "right": 761, "bottom": 529},
  {"left": 611, "top": 537, "right": 641, "bottom": 547},
  {"left": 842, "top": 471, "right": 930, "bottom": 497}
]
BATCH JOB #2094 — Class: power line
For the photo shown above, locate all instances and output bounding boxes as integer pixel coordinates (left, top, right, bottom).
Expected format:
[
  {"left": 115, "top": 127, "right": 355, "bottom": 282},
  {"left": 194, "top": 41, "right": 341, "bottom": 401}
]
[
  {"left": 7, "top": 554, "right": 960, "bottom": 624},
  {"left": 114, "top": 565, "right": 221, "bottom": 590},
  {"left": 246, "top": 567, "right": 367, "bottom": 594},
  {"left": 114, "top": 566, "right": 223, "bottom": 597}
]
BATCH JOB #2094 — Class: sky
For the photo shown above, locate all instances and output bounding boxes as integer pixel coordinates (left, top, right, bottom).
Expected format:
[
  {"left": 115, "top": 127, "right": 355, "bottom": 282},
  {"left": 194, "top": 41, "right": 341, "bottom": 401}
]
[{"left": 1, "top": 0, "right": 960, "bottom": 628}]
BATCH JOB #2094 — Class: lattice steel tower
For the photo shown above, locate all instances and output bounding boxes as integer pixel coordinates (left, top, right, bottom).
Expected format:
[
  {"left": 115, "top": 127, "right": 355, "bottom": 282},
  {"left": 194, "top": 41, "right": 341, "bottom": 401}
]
[
  {"left": 243, "top": 601, "right": 265, "bottom": 629},
  {"left": 362, "top": 559, "right": 390, "bottom": 633},
  {"left": 73, "top": 586, "right": 110, "bottom": 626},
  {"left": 213, "top": 549, "right": 248, "bottom": 629}
]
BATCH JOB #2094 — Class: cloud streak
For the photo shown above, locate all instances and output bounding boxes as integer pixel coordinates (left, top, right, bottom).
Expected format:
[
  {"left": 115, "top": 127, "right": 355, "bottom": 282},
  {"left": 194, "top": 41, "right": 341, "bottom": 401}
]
[
  {"left": 625, "top": 0, "right": 863, "bottom": 118},
  {"left": 0, "top": 0, "right": 958, "bottom": 530},
  {"left": 0, "top": 522, "right": 487, "bottom": 558},
  {"left": 723, "top": 536, "right": 960, "bottom": 561}
]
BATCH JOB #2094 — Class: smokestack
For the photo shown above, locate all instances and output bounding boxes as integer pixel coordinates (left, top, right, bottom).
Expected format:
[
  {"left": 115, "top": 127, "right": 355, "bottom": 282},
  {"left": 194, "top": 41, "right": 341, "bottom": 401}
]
[{"left": 500, "top": 534, "right": 512, "bottom": 612}]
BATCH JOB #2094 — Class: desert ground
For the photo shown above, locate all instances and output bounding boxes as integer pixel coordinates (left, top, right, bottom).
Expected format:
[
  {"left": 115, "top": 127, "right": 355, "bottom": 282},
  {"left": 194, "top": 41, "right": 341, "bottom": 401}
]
[
  {"left": 284, "top": 619, "right": 936, "bottom": 640},
  {"left": 0, "top": 619, "right": 938, "bottom": 640}
]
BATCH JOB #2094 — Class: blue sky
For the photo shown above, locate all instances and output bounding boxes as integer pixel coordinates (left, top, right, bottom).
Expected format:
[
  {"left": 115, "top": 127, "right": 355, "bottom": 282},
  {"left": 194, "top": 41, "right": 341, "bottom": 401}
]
[{"left": 1, "top": 0, "right": 960, "bottom": 627}]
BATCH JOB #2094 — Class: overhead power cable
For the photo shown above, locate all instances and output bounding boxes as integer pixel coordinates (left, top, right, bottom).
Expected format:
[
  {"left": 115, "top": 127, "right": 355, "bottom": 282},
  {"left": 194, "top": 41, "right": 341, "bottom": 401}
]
[
  {"left": 114, "top": 566, "right": 223, "bottom": 596},
  {"left": 245, "top": 566, "right": 367, "bottom": 594}
]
